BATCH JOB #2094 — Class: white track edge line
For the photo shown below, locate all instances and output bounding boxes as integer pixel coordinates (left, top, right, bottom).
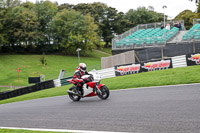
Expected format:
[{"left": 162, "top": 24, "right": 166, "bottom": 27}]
[{"left": 0, "top": 127, "right": 129, "bottom": 133}]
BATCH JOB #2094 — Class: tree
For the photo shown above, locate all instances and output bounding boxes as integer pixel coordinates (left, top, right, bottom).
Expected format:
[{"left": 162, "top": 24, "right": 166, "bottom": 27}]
[
  {"left": 83, "top": 14, "right": 101, "bottom": 50},
  {"left": 112, "top": 12, "right": 132, "bottom": 35},
  {"left": 21, "top": 1, "right": 34, "bottom": 9},
  {"left": 0, "top": 0, "right": 21, "bottom": 47},
  {"left": 11, "top": 6, "right": 39, "bottom": 46},
  {"left": 0, "top": 0, "right": 20, "bottom": 8},
  {"left": 174, "top": 10, "right": 194, "bottom": 29},
  {"left": 58, "top": 3, "right": 74, "bottom": 11},
  {"left": 49, "top": 9, "right": 100, "bottom": 55},
  {"left": 0, "top": 8, "right": 6, "bottom": 47},
  {"left": 73, "top": 2, "right": 119, "bottom": 47},
  {"left": 34, "top": 0, "right": 58, "bottom": 45},
  {"left": 125, "top": 7, "right": 163, "bottom": 27},
  {"left": 0, "top": 20, "right": 7, "bottom": 48}
]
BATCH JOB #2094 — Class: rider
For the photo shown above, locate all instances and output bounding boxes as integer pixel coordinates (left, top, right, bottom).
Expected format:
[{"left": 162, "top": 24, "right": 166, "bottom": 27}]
[{"left": 72, "top": 63, "right": 90, "bottom": 95}]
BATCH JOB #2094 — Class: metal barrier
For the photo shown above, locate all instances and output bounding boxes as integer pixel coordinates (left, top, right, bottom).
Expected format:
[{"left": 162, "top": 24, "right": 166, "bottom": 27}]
[
  {"left": 171, "top": 55, "right": 187, "bottom": 68},
  {"left": 0, "top": 80, "right": 55, "bottom": 100},
  {"left": 97, "top": 67, "right": 116, "bottom": 79}
]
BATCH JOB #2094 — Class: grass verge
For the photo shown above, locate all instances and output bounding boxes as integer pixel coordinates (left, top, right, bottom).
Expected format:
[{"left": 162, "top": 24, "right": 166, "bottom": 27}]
[
  {"left": 1, "top": 65, "right": 200, "bottom": 104},
  {"left": 98, "top": 47, "right": 112, "bottom": 54}
]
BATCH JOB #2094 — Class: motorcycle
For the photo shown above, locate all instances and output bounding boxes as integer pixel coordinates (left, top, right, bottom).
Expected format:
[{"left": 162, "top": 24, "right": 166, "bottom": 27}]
[{"left": 67, "top": 69, "right": 110, "bottom": 101}]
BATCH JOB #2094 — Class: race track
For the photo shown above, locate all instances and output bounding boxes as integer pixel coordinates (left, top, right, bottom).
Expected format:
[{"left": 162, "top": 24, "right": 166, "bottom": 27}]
[{"left": 0, "top": 84, "right": 200, "bottom": 133}]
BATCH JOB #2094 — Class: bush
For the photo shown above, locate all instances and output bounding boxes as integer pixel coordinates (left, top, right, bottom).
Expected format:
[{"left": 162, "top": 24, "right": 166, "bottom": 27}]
[{"left": 40, "top": 53, "right": 47, "bottom": 66}]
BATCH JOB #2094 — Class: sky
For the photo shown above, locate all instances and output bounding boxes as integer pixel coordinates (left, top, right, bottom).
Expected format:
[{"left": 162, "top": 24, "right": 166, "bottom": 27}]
[{"left": 24, "top": 0, "right": 197, "bottom": 19}]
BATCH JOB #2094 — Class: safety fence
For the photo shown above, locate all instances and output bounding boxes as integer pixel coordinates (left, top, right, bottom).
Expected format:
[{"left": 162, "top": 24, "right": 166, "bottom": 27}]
[
  {"left": 1, "top": 53, "right": 200, "bottom": 100},
  {"left": 53, "top": 68, "right": 115, "bottom": 88},
  {"left": 0, "top": 80, "right": 55, "bottom": 100},
  {"left": 171, "top": 55, "right": 187, "bottom": 68}
]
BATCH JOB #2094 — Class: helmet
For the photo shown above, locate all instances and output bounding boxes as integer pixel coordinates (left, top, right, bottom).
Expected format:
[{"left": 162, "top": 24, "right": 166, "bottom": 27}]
[{"left": 79, "top": 63, "right": 87, "bottom": 72}]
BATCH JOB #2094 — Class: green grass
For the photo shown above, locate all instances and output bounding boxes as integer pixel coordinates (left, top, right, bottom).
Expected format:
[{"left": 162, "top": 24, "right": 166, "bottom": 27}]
[
  {"left": 1, "top": 65, "right": 200, "bottom": 104},
  {"left": 0, "top": 51, "right": 109, "bottom": 88},
  {"left": 99, "top": 47, "right": 112, "bottom": 54},
  {"left": 0, "top": 129, "right": 70, "bottom": 133},
  {"left": 103, "top": 65, "right": 200, "bottom": 90}
]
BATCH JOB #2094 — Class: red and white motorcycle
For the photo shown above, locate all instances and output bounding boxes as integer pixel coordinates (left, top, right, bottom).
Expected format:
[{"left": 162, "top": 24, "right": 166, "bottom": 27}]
[{"left": 67, "top": 70, "right": 110, "bottom": 101}]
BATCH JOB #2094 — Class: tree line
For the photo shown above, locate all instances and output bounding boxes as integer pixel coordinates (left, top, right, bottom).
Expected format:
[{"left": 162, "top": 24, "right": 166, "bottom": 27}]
[{"left": 0, "top": 0, "right": 198, "bottom": 55}]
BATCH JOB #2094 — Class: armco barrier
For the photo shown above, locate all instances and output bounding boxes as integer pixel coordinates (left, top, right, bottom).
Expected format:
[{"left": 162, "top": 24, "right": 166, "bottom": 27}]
[
  {"left": 53, "top": 76, "right": 73, "bottom": 87},
  {"left": 61, "top": 77, "right": 73, "bottom": 86},
  {"left": 53, "top": 69, "right": 116, "bottom": 88},
  {"left": 97, "top": 67, "right": 116, "bottom": 79},
  {"left": 172, "top": 55, "right": 187, "bottom": 68},
  {"left": 0, "top": 80, "right": 55, "bottom": 101}
]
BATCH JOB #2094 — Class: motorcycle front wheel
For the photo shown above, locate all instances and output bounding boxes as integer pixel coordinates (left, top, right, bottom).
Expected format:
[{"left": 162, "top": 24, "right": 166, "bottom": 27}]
[
  {"left": 97, "top": 85, "right": 110, "bottom": 100},
  {"left": 68, "top": 86, "right": 81, "bottom": 101}
]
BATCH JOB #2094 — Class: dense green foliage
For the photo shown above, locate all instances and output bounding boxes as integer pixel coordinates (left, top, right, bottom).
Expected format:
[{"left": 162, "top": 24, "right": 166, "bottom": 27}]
[
  {"left": 0, "top": 0, "right": 181, "bottom": 52},
  {"left": 174, "top": 1, "right": 200, "bottom": 29},
  {"left": 1, "top": 65, "right": 200, "bottom": 104},
  {"left": 0, "top": 0, "right": 100, "bottom": 54},
  {"left": 174, "top": 10, "right": 195, "bottom": 29},
  {"left": 125, "top": 6, "right": 163, "bottom": 27}
]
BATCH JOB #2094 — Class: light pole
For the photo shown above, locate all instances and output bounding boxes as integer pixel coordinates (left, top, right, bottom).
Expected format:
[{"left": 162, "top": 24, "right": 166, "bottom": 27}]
[
  {"left": 76, "top": 48, "right": 81, "bottom": 64},
  {"left": 163, "top": 5, "right": 167, "bottom": 27}
]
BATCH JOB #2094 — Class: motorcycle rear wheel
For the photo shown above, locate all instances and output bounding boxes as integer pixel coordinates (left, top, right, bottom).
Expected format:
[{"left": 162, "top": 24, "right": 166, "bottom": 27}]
[
  {"left": 97, "top": 85, "right": 110, "bottom": 100},
  {"left": 68, "top": 86, "right": 81, "bottom": 101}
]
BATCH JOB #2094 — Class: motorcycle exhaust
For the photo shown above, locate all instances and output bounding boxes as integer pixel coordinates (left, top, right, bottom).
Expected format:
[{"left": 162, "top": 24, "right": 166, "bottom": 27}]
[{"left": 67, "top": 90, "right": 83, "bottom": 97}]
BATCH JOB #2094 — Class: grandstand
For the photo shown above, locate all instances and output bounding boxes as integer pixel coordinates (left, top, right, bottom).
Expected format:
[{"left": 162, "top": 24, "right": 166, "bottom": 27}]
[
  {"left": 112, "top": 20, "right": 184, "bottom": 50},
  {"left": 115, "top": 27, "right": 179, "bottom": 47},
  {"left": 112, "top": 19, "right": 200, "bottom": 63},
  {"left": 182, "top": 24, "right": 200, "bottom": 40}
]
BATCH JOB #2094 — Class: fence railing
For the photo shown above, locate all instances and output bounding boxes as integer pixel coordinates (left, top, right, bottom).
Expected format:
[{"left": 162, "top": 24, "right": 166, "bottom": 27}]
[
  {"left": 112, "top": 21, "right": 184, "bottom": 50},
  {"left": 113, "top": 20, "right": 185, "bottom": 41},
  {"left": 193, "top": 18, "right": 200, "bottom": 25},
  {"left": 97, "top": 67, "right": 116, "bottom": 79},
  {"left": 171, "top": 55, "right": 187, "bottom": 68}
]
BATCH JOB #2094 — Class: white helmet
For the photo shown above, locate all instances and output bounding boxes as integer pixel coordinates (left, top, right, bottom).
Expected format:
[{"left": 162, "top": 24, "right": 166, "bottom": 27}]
[{"left": 79, "top": 63, "right": 87, "bottom": 72}]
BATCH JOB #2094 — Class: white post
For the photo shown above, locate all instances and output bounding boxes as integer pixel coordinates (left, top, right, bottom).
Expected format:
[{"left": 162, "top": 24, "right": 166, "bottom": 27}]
[
  {"left": 163, "top": 5, "right": 167, "bottom": 27},
  {"left": 76, "top": 48, "right": 81, "bottom": 64}
]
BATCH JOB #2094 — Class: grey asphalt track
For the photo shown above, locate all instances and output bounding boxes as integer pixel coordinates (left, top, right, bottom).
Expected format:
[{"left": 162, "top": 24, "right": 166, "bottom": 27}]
[{"left": 0, "top": 84, "right": 200, "bottom": 133}]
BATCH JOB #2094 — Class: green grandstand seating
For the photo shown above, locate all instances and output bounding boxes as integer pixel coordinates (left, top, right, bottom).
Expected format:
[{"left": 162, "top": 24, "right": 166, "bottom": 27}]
[
  {"left": 183, "top": 24, "right": 200, "bottom": 40},
  {"left": 116, "top": 26, "right": 180, "bottom": 48}
]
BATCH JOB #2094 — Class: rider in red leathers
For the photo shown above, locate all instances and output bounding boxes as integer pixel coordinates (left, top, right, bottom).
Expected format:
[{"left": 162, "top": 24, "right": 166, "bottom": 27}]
[{"left": 72, "top": 63, "right": 90, "bottom": 95}]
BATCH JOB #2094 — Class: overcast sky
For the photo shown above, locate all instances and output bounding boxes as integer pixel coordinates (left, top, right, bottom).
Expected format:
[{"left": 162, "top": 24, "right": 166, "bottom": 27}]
[{"left": 24, "top": 0, "right": 197, "bottom": 19}]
